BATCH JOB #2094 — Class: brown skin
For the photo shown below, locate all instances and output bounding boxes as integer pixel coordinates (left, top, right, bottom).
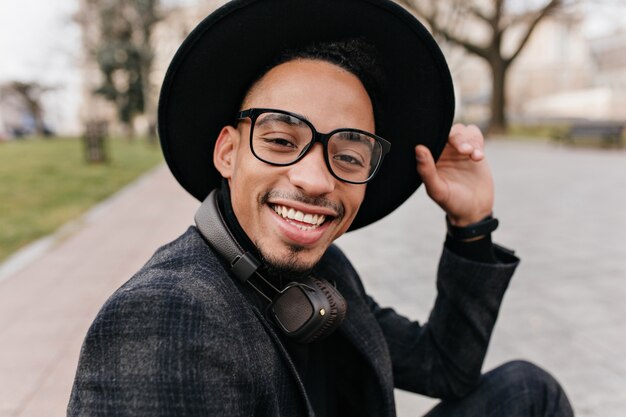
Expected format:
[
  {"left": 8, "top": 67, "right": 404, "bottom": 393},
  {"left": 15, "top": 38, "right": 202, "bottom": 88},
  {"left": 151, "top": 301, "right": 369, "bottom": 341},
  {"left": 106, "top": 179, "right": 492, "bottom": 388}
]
[
  {"left": 214, "top": 58, "right": 494, "bottom": 273},
  {"left": 415, "top": 124, "right": 494, "bottom": 226},
  {"left": 213, "top": 59, "right": 372, "bottom": 272}
]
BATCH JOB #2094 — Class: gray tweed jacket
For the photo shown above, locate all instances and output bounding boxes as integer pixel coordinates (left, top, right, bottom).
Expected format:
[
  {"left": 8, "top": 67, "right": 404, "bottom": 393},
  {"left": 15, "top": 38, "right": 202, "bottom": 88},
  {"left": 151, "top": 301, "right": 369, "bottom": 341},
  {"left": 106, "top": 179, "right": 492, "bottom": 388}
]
[{"left": 68, "top": 226, "right": 518, "bottom": 416}]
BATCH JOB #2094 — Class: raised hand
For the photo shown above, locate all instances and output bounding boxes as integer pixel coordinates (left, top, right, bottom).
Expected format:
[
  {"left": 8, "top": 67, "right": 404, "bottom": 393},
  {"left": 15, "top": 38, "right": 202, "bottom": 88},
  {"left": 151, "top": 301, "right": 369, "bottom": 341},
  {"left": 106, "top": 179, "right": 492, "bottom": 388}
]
[{"left": 415, "top": 124, "right": 494, "bottom": 226}]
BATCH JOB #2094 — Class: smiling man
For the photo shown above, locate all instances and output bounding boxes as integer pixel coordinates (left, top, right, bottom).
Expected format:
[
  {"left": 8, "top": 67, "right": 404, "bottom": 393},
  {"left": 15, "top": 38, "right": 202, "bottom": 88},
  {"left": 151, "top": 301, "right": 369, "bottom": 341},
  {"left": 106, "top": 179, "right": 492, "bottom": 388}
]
[
  {"left": 216, "top": 59, "right": 374, "bottom": 271},
  {"left": 68, "top": 1, "right": 573, "bottom": 416}
]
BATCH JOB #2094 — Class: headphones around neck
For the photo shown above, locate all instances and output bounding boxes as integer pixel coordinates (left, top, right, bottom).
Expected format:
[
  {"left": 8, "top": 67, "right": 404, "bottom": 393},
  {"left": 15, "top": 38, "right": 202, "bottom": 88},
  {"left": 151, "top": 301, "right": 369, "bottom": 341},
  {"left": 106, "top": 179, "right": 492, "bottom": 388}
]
[{"left": 194, "top": 190, "right": 347, "bottom": 343}]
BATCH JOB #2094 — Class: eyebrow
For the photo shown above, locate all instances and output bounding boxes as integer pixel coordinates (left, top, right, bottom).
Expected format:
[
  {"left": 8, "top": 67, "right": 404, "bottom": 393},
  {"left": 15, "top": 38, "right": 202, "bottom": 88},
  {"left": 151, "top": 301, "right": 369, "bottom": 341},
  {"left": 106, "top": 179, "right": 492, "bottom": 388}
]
[
  {"left": 334, "top": 131, "right": 375, "bottom": 149},
  {"left": 256, "top": 113, "right": 307, "bottom": 128}
]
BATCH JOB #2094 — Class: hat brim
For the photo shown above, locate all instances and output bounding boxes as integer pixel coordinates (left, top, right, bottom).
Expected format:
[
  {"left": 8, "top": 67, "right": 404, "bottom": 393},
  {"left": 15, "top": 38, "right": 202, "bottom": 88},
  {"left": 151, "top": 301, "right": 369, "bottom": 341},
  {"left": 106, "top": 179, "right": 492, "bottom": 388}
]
[{"left": 158, "top": 0, "right": 454, "bottom": 231}]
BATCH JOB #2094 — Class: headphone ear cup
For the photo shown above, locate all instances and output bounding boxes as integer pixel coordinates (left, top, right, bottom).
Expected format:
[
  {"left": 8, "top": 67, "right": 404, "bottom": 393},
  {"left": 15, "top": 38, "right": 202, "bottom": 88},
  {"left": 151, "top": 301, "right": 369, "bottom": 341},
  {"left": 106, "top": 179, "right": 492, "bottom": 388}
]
[
  {"left": 270, "top": 276, "right": 347, "bottom": 343},
  {"left": 305, "top": 277, "right": 347, "bottom": 342}
]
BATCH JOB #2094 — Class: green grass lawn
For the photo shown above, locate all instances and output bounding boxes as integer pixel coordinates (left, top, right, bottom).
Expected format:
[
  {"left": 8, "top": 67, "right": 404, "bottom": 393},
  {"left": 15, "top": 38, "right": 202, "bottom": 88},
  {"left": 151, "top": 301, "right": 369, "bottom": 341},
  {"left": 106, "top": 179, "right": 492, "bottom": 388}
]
[{"left": 0, "top": 136, "right": 163, "bottom": 263}]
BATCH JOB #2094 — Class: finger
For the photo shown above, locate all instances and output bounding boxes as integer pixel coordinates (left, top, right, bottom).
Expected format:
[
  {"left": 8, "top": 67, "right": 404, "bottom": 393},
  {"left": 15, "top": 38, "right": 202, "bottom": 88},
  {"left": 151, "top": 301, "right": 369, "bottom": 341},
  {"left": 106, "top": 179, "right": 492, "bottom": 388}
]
[
  {"left": 415, "top": 145, "right": 449, "bottom": 204},
  {"left": 466, "top": 124, "right": 486, "bottom": 161},
  {"left": 448, "top": 124, "right": 485, "bottom": 161},
  {"left": 449, "top": 124, "right": 483, "bottom": 152}
]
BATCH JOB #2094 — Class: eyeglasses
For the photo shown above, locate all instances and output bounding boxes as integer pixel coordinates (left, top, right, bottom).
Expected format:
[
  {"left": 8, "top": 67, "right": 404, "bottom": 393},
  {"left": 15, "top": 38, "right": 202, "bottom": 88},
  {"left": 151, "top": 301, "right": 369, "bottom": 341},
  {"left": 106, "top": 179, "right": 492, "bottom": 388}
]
[{"left": 236, "top": 108, "right": 391, "bottom": 184}]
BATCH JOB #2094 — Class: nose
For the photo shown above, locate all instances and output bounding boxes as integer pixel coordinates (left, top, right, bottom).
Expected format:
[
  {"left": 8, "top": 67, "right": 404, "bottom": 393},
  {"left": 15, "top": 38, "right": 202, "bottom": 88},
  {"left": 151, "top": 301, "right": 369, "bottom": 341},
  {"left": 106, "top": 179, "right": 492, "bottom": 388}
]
[{"left": 287, "top": 143, "right": 336, "bottom": 196}]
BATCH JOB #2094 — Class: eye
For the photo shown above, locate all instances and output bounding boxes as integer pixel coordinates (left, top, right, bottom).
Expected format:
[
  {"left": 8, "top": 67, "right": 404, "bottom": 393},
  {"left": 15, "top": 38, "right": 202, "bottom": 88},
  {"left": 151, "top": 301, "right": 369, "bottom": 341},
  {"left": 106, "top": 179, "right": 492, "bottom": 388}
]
[
  {"left": 333, "top": 153, "right": 365, "bottom": 167},
  {"left": 263, "top": 137, "right": 298, "bottom": 149}
]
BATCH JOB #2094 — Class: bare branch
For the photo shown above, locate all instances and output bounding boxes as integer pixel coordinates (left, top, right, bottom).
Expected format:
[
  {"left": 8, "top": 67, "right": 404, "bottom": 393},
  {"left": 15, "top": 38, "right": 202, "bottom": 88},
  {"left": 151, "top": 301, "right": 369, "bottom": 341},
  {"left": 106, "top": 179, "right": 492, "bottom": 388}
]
[
  {"left": 436, "top": 30, "right": 491, "bottom": 60},
  {"left": 505, "top": 0, "right": 562, "bottom": 65},
  {"left": 395, "top": 0, "right": 431, "bottom": 22},
  {"left": 465, "top": 3, "right": 492, "bottom": 25},
  {"left": 503, "top": 9, "right": 535, "bottom": 28},
  {"left": 494, "top": 0, "right": 505, "bottom": 28},
  {"left": 397, "top": 0, "right": 491, "bottom": 60}
]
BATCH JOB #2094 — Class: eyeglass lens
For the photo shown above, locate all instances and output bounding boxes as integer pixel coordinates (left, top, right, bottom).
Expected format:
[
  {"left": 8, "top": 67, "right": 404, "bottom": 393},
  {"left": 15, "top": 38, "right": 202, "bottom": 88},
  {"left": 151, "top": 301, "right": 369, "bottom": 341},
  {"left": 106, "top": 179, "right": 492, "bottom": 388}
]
[{"left": 251, "top": 112, "right": 382, "bottom": 183}]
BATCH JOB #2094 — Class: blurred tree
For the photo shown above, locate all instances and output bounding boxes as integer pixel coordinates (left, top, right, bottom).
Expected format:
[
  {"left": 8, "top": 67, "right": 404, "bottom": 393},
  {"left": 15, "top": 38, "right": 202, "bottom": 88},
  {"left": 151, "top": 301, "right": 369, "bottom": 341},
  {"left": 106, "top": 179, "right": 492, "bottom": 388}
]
[
  {"left": 0, "top": 81, "right": 53, "bottom": 137},
  {"left": 397, "top": 0, "right": 567, "bottom": 134},
  {"left": 85, "top": 0, "right": 161, "bottom": 138}
]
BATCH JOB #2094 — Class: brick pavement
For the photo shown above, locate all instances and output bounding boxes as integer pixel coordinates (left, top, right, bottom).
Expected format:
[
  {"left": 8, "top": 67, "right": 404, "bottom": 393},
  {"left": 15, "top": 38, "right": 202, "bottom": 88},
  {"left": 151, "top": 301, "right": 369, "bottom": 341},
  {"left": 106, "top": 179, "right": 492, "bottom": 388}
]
[
  {"left": 0, "top": 166, "right": 199, "bottom": 417},
  {"left": 0, "top": 140, "right": 624, "bottom": 416}
]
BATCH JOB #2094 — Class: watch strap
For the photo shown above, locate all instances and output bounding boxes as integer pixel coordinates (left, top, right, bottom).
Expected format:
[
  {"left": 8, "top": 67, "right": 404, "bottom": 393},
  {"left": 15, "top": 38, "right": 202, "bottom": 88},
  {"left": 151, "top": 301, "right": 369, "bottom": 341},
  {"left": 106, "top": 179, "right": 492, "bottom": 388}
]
[{"left": 446, "top": 215, "right": 499, "bottom": 241}]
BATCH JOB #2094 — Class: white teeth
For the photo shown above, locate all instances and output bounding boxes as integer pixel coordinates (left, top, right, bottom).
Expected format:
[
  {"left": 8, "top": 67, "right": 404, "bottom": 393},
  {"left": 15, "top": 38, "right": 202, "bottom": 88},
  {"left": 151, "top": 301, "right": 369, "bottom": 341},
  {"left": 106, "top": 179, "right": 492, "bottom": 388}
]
[
  {"left": 271, "top": 204, "right": 328, "bottom": 227},
  {"left": 296, "top": 224, "right": 315, "bottom": 231}
]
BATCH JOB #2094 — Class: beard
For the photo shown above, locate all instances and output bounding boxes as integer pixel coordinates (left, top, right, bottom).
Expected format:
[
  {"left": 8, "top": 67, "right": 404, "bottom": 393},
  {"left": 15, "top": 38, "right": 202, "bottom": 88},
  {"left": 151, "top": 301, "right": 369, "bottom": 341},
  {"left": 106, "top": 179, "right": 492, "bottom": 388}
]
[
  {"left": 253, "top": 189, "right": 344, "bottom": 284},
  {"left": 256, "top": 241, "right": 317, "bottom": 284}
]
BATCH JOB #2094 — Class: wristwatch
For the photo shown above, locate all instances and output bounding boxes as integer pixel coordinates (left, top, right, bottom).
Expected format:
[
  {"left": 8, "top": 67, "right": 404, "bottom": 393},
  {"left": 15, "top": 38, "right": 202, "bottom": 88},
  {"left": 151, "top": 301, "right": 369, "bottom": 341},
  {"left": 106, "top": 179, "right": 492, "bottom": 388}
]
[{"left": 446, "top": 215, "right": 499, "bottom": 241}]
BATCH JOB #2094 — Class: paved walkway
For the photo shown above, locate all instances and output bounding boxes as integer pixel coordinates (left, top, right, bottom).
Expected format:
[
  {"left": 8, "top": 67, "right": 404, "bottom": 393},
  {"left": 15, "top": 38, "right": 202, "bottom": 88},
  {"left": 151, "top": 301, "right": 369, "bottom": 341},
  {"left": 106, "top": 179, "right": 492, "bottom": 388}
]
[{"left": 0, "top": 139, "right": 624, "bottom": 416}]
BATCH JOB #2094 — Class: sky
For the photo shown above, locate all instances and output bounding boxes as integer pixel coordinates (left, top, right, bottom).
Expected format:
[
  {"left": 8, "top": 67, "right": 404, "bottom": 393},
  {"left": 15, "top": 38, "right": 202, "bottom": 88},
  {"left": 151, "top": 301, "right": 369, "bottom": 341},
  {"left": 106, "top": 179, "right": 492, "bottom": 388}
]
[
  {"left": 0, "top": 0, "right": 195, "bottom": 134},
  {"left": 0, "top": 0, "right": 82, "bottom": 133},
  {"left": 0, "top": 0, "right": 624, "bottom": 134},
  {"left": 0, "top": 1, "right": 79, "bottom": 82}
]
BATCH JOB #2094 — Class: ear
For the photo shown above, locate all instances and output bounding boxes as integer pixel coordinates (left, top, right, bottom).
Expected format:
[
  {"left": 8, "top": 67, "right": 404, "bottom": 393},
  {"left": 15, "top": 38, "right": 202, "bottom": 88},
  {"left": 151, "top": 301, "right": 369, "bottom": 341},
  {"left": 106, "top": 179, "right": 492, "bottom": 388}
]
[{"left": 213, "top": 126, "right": 240, "bottom": 179}]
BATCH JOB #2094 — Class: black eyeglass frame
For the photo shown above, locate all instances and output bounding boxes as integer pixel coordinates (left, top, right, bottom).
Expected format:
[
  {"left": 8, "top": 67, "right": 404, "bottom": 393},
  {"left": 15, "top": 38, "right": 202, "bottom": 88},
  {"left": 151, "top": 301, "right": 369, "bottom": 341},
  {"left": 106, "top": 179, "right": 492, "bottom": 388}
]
[{"left": 236, "top": 108, "right": 391, "bottom": 184}]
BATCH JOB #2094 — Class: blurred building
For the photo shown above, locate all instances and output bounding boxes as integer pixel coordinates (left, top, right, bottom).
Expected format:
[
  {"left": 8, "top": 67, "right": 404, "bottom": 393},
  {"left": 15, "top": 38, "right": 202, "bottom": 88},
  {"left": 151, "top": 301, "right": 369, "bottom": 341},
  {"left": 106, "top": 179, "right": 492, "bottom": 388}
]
[
  {"left": 519, "top": 27, "right": 626, "bottom": 122},
  {"left": 0, "top": 105, "right": 21, "bottom": 140},
  {"left": 0, "top": 84, "right": 52, "bottom": 139},
  {"left": 0, "top": 97, "right": 24, "bottom": 140}
]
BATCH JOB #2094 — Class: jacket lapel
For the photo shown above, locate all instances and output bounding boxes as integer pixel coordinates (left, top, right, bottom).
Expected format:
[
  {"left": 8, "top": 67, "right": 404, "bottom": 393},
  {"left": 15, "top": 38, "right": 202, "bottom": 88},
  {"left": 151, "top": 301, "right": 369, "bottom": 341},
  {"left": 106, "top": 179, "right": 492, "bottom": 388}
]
[
  {"left": 220, "top": 260, "right": 315, "bottom": 416},
  {"left": 337, "top": 279, "right": 396, "bottom": 416},
  {"left": 250, "top": 307, "right": 316, "bottom": 417}
]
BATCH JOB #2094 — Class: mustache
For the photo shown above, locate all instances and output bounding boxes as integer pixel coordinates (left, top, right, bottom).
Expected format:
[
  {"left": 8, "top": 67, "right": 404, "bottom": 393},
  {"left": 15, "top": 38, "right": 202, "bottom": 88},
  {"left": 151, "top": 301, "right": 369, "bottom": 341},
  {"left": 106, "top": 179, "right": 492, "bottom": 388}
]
[{"left": 259, "top": 190, "right": 345, "bottom": 220}]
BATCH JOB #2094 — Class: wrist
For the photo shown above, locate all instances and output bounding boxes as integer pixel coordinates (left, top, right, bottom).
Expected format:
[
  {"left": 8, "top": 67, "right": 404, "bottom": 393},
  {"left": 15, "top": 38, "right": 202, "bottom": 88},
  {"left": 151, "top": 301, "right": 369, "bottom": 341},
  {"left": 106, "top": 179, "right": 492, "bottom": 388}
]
[
  {"left": 446, "top": 214, "right": 499, "bottom": 242},
  {"left": 447, "top": 210, "right": 493, "bottom": 227}
]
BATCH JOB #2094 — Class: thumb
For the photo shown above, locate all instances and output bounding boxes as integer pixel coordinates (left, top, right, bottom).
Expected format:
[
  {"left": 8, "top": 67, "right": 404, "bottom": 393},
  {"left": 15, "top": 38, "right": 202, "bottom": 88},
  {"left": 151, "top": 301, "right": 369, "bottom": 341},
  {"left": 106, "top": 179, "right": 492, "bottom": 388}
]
[{"left": 415, "top": 145, "right": 448, "bottom": 203}]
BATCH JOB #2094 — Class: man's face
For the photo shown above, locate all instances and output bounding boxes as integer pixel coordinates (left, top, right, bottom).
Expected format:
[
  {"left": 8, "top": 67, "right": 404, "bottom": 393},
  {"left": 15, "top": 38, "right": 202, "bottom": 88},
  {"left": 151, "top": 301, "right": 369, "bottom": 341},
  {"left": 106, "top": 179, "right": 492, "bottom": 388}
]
[{"left": 214, "top": 59, "right": 374, "bottom": 272}]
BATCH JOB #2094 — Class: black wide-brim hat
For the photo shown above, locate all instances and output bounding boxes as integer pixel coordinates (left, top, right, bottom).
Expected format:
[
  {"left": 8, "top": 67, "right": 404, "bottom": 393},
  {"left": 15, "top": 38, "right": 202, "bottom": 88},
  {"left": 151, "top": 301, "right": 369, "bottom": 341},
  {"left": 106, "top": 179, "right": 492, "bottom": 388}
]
[{"left": 158, "top": 0, "right": 454, "bottom": 231}]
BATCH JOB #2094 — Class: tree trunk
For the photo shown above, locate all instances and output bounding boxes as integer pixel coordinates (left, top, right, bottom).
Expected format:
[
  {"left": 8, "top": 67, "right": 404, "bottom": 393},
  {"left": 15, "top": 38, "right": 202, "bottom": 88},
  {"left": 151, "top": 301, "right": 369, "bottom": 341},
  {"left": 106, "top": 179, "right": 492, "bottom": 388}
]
[
  {"left": 140, "top": 54, "right": 157, "bottom": 144},
  {"left": 124, "top": 120, "right": 136, "bottom": 140},
  {"left": 83, "top": 120, "right": 109, "bottom": 163},
  {"left": 489, "top": 58, "right": 508, "bottom": 135},
  {"left": 31, "top": 106, "right": 48, "bottom": 137}
]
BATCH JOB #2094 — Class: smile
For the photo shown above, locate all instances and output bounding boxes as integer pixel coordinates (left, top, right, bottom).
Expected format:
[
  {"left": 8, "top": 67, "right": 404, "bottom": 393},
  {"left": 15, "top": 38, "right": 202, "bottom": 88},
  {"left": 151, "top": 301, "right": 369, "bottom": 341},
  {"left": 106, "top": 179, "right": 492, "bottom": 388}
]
[{"left": 271, "top": 204, "right": 328, "bottom": 231}]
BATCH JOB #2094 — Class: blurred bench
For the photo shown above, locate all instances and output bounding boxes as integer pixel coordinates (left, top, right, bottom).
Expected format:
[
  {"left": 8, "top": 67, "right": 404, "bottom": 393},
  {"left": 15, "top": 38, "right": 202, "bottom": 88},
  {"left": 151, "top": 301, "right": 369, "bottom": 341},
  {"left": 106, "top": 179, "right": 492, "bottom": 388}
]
[{"left": 555, "top": 121, "right": 625, "bottom": 147}]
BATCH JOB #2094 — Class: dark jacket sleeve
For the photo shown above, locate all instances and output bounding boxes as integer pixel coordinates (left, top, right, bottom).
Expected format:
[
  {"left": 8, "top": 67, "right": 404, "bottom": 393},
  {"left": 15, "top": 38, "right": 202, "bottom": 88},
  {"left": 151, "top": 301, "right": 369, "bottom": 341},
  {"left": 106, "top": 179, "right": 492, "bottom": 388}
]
[
  {"left": 67, "top": 283, "right": 257, "bottom": 416},
  {"left": 370, "top": 245, "right": 519, "bottom": 400}
]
